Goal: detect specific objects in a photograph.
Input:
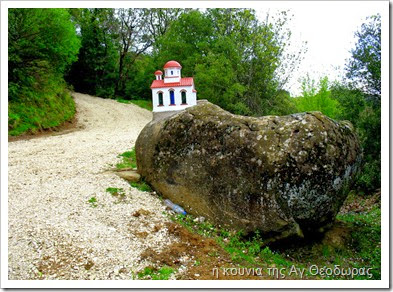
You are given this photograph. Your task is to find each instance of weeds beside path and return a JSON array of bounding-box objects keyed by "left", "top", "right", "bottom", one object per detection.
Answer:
[
  {"left": 8, "top": 93, "right": 177, "bottom": 280},
  {"left": 8, "top": 92, "right": 380, "bottom": 280}
]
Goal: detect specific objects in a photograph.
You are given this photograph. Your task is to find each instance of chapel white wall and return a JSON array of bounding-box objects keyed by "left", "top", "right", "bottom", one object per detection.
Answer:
[{"left": 152, "top": 86, "right": 197, "bottom": 112}]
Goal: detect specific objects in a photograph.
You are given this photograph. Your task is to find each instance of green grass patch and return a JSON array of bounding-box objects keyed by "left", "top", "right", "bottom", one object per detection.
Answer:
[
  {"left": 137, "top": 266, "right": 174, "bottom": 280},
  {"left": 105, "top": 187, "right": 125, "bottom": 198},
  {"left": 169, "top": 203, "right": 381, "bottom": 280},
  {"left": 115, "top": 147, "right": 152, "bottom": 192},
  {"left": 336, "top": 206, "right": 381, "bottom": 279},
  {"left": 116, "top": 148, "right": 137, "bottom": 170},
  {"left": 130, "top": 181, "right": 152, "bottom": 192},
  {"left": 88, "top": 196, "right": 97, "bottom": 208},
  {"left": 116, "top": 98, "right": 152, "bottom": 111},
  {"left": 170, "top": 213, "right": 292, "bottom": 271},
  {"left": 9, "top": 76, "right": 75, "bottom": 136}
]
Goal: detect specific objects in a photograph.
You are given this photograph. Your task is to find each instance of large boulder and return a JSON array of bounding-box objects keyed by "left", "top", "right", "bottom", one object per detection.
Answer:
[{"left": 135, "top": 101, "right": 361, "bottom": 240}]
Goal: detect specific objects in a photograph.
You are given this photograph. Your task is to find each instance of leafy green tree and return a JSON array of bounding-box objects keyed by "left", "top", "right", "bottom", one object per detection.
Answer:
[
  {"left": 66, "top": 8, "right": 118, "bottom": 97},
  {"left": 114, "top": 8, "right": 153, "bottom": 96},
  {"left": 331, "top": 14, "right": 381, "bottom": 192},
  {"left": 154, "top": 9, "right": 304, "bottom": 116},
  {"left": 9, "top": 8, "right": 80, "bottom": 99},
  {"left": 144, "top": 8, "right": 186, "bottom": 43},
  {"left": 294, "top": 76, "right": 341, "bottom": 119},
  {"left": 124, "top": 55, "right": 157, "bottom": 100},
  {"left": 8, "top": 8, "right": 80, "bottom": 135},
  {"left": 331, "top": 84, "right": 380, "bottom": 192},
  {"left": 346, "top": 14, "right": 381, "bottom": 101},
  {"left": 154, "top": 10, "right": 212, "bottom": 76}
]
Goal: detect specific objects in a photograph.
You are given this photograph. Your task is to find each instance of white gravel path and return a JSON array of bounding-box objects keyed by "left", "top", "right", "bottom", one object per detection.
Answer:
[{"left": 8, "top": 93, "right": 176, "bottom": 280}]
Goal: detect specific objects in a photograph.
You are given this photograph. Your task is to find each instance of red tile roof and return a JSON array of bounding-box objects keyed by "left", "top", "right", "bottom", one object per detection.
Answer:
[
  {"left": 154, "top": 70, "right": 163, "bottom": 75},
  {"left": 163, "top": 60, "right": 182, "bottom": 69},
  {"left": 151, "top": 77, "right": 194, "bottom": 89}
]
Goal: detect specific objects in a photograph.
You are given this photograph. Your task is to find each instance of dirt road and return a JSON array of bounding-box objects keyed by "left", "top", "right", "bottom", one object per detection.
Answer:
[{"left": 8, "top": 93, "right": 178, "bottom": 280}]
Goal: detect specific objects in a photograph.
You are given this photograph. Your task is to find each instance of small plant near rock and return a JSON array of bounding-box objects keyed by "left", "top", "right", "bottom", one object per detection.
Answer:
[
  {"left": 88, "top": 196, "right": 97, "bottom": 208},
  {"left": 130, "top": 181, "right": 151, "bottom": 192},
  {"left": 169, "top": 212, "right": 296, "bottom": 276},
  {"left": 116, "top": 148, "right": 137, "bottom": 170},
  {"left": 106, "top": 187, "right": 125, "bottom": 198},
  {"left": 114, "top": 147, "right": 154, "bottom": 193},
  {"left": 137, "top": 266, "right": 174, "bottom": 280}
]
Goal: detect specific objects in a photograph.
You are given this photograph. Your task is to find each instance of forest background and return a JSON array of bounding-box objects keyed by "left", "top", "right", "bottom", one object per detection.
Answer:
[{"left": 8, "top": 8, "right": 381, "bottom": 194}]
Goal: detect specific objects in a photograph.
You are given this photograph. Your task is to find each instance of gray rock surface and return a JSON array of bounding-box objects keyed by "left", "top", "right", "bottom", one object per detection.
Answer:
[{"left": 136, "top": 101, "right": 361, "bottom": 240}]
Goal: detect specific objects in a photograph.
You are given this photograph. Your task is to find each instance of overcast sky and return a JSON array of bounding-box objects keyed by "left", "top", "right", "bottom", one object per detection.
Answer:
[{"left": 255, "top": 2, "right": 385, "bottom": 96}]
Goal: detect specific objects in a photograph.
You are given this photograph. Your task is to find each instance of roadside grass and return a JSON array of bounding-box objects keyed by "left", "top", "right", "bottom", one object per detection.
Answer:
[
  {"left": 116, "top": 98, "right": 152, "bottom": 111},
  {"left": 116, "top": 149, "right": 137, "bottom": 170},
  {"left": 169, "top": 193, "right": 381, "bottom": 280},
  {"left": 335, "top": 205, "right": 381, "bottom": 279},
  {"left": 9, "top": 80, "right": 75, "bottom": 136},
  {"left": 130, "top": 181, "right": 152, "bottom": 192},
  {"left": 113, "top": 146, "right": 381, "bottom": 280},
  {"left": 106, "top": 187, "right": 125, "bottom": 198},
  {"left": 137, "top": 266, "right": 174, "bottom": 280},
  {"left": 115, "top": 147, "right": 152, "bottom": 192},
  {"left": 171, "top": 213, "right": 292, "bottom": 270},
  {"left": 88, "top": 196, "right": 97, "bottom": 208}
]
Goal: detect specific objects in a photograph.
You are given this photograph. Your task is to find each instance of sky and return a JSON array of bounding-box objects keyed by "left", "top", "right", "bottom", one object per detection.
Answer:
[{"left": 255, "top": 1, "right": 386, "bottom": 96}]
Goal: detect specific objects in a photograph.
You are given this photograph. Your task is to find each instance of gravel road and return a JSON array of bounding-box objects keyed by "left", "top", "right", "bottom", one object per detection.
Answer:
[{"left": 8, "top": 93, "right": 177, "bottom": 280}]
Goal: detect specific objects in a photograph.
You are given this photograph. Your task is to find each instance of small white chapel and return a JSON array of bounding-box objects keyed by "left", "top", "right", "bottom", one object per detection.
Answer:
[{"left": 150, "top": 60, "right": 197, "bottom": 112}]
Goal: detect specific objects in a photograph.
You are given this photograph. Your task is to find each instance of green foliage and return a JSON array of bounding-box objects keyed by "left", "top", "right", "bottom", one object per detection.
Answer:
[
  {"left": 116, "top": 148, "right": 137, "bottom": 169},
  {"left": 8, "top": 8, "right": 80, "bottom": 135},
  {"left": 88, "top": 196, "right": 97, "bottom": 207},
  {"left": 342, "top": 14, "right": 381, "bottom": 192},
  {"left": 294, "top": 76, "right": 341, "bottom": 119},
  {"left": 67, "top": 9, "right": 184, "bottom": 98},
  {"left": 123, "top": 55, "right": 158, "bottom": 100},
  {"left": 130, "top": 181, "right": 152, "bottom": 192},
  {"left": 8, "top": 78, "right": 75, "bottom": 136},
  {"left": 170, "top": 213, "right": 292, "bottom": 268},
  {"left": 116, "top": 98, "right": 153, "bottom": 111},
  {"left": 137, "top": 266, "right": 174, "bottom": 280},
  {"left": 329, "top": 15, "right": 381, "bottom": 192},
  {"left": 65, "top": 8, "right": 303, "bottom": 116},
  {"left": 346, "top": 14, "right": 380, "bottom": 101},
  {"left": 9, "top": 8, "right": 81, "bottom": 86},
  {"left": 336, "top": 206, "right": 381, "bottom": 279},
  {"left": 105, "top": 187, "right": 125, "bottom": 198},
  {"left": 156, "top": 9, "right": 304, "bottom": 116},
  {"left": 66, "top": 8, "right": 118, "bottom": 97},
  {"left": 170, "top": 205, "right": 380, "bottom": 279}
]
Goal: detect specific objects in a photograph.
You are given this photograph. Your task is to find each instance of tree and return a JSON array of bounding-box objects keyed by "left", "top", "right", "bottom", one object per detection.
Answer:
[
  {"left": 66, "top": 8, "right": 118, "bottom": 97},
  {"left": 295, "top": 76, "right": 341, "bottom": 119},
  {"left": 144, "top": 8, "right": 185, "bottom": 43},
  {"left": 332, "top": 14, "right": 381, "bottom": 192},
  {"left": 8, "top": 8, "right": 80, "bottom": 135},
  {"left": 155, "top": 9, "right": 305, "bottom": 116},
  {"left": 331, "top": 84, "right": 380, "bottom": 192},
  {"left": 115, "top": 8, "right": 154, "bottom": 96},
  {"left": 66, "top": 8, "right": 187, "bottom": 99},
  {"left": 121, "top": 9, "right": 186, "bottom": 100},
  {"left": 346, "top": 14, "right": 381, "bottom": 101},
  {"left": 154, "top": 10, "right": 213, "bottom": 76},
  {"left": 9, "top": 8, "right": 80, "bottom": 96}
]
